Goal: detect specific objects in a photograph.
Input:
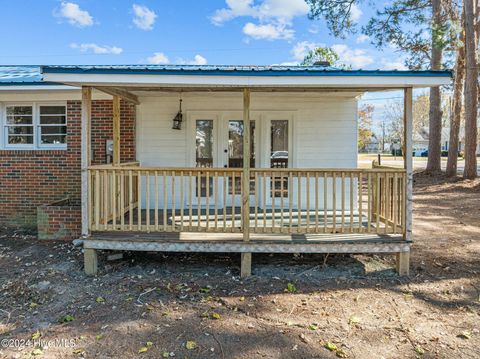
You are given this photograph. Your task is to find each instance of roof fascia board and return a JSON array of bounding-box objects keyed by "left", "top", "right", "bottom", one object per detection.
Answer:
[
  {"left": 41, "top": 66, "right": 451, "bottom": 78},
  {"left": 42, "top": 73, "right": 452, "bottom": 88}
]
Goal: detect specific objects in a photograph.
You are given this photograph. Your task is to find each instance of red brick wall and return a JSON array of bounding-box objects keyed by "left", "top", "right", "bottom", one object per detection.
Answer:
[
  {"left": 37, "top": 199, "right": 81, "bottom": 240},
  {"left": 0, "top": 99, "right": 136, "bottom": 229}
]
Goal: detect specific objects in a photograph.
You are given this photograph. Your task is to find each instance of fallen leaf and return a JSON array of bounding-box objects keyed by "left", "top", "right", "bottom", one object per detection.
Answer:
[
  {"left": 185, "top": 341, "right": 197, "bottom": 350},
  {"left": 349, "top": 316, "right": 361, "bottom": 325},
  {"left": 31, "top": 331, "right": 41, "bottom": 340},
  {"left": 138, "top": 347, "right": 148, "bottom": 354},
  {"left": 96, "top": 296, "right": 105, "bottom": 303},
  {"left": 96, "top": 334, "right": 104, "bottom": 340},
  {"left": 146, "top": 341, "right": 153, "bottom": 347},
  {"left": 325, "top": 342, "right": 338, "bottom": 351},
  {"left": 162, "top": 352, "right": 169, "bottom": 358},
  {"left": 211, "top": 313, "right": 221, "bottom": 320},
  {"left": 336, "top": 348, "right": 348, "bottom": 358},
  {"left": 32, "top": 348, "right": 43, "bottom": 356},
  {"left": 239, "top": 296, "right": 245, "bottom": 302},
  {"left": 72, "top": 348, "right": 84, "bottom": 354},
  {"left": 457, "top": 331, "right": 471, "bottom": 339},
  {"left": 308, "top": 324, "right": 318, "bottom": 331},
  {"left": 415, "top": 345, "right": 425, "bottom": 355},
  {"left": 199, "top": 287, "right": 211, "bottom": 294},
  {"left": 29, "top": 302, "right": 39, "bottom": 309}
]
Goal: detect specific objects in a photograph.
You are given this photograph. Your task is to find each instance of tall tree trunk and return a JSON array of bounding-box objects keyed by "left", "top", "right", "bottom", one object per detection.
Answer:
[
  {"left": 426, "top": 0, "right": 444, "bottom": 174},
  {"left": 463, "top": 0, "right": 478, "bottom": 179},
  {"left": 446, "top": 20, "right": 465, "bottom": 177}
]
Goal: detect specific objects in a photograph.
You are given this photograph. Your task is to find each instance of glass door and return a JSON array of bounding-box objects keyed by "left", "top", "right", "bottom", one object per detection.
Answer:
[
  {"left": 193, "top": 119, "right": 215, "bottom": 206},
  {"left": 225, "top": 119, "right": 256, "bottom": 207},
  {"left": 269, "top": 119, "right": 290, "bottom": 205}
]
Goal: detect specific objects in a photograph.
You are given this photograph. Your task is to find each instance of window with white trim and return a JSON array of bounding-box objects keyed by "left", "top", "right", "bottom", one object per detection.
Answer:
[
  {"left": 2, "top": 103, "right": 67, "bottom": 149},
  {"left": 6, "top": 106, "right": 34, "bottom": 145},
  {"left": 39, "top": 105, "right": 67, "bottom": 145}
]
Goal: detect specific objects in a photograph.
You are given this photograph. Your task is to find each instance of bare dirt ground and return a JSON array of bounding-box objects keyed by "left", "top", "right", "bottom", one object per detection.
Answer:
[{"left": 0, "top": 173, "right": 479, "bottom": 359}]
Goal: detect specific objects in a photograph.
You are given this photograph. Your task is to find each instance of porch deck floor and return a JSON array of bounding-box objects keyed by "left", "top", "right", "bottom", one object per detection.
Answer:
[
  {"left": 101, "top": 208, "right": 390, "bottom": 231},
  {"left": 89, "top": 208, "right": 406, "bottom": 253}
]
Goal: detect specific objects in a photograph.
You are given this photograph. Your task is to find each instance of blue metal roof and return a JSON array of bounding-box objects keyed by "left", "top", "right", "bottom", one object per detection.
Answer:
[
  {"left": 0, "top": 65, "right": 451, "bottom": 86},
  {"left": 0, "top": 65, "right": 46, "bottom": 85},
  {"left": 41, "top": 64, "right": 452, "bottom": 77}
]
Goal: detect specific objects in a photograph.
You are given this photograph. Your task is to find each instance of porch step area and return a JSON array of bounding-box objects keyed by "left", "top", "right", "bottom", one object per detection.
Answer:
[{"left": 86, "top": 232, "right": 410, "bottom": 254}]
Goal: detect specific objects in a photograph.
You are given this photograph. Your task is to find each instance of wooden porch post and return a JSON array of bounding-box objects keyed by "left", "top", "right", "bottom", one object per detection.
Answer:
[
  {"left": 81, "top": 86, "right": 92, "bottom": 237},
  {"left": 112, "top": 95, "right": 121, "bottom": 165},
  {"left": 81, "top": 86, "right": 97, "bottom": 275},
  {"left": 398, "top": 87, "right": 413, "bottom": 276},
  {"left": 241, "top": 88, "right": 252, "bottom": 277}
]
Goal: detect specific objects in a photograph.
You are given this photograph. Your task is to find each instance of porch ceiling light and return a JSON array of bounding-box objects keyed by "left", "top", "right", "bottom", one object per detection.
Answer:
[{"left": 172, "top": 97, "right": 183, "bottom": 130}]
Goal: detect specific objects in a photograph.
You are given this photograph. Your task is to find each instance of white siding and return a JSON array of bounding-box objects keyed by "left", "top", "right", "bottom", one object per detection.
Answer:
[{"left": 136, "top": 92, "right": 359, "bottom": 210}]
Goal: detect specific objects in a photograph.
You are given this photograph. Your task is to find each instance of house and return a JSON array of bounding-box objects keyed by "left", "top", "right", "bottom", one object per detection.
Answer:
[
  {"left": 413, "top": 126, "right": 480, "bottom": 156},
  {"left": 0, "top": 65, "right": 451, "bottom": 277},
  {"left": 362, "top": 137, "right": 380, "bottom": 153},
  {"left": 413, "top": 127, "right": 454, "bottom": 154}
]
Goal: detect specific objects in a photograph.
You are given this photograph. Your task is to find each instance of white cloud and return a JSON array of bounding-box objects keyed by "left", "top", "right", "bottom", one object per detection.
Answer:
[
  {"left": 243, "top": 22, "right": 294, "bottom": 40},
  {"left": 211, "top": 0, "right": 308, "bottom": 41},
  {"left": 356, "top": 34, "right": 370, "bottom": 44},
  {"left": 381, "top": 59, "right": 407, "bottom": 70},
  {"left": 178, "top": 54, "right": 208, "bottom": 65},
  {"left": 271, "top": 61, "right": 299, "bottom": 66},
  {"left": 308, "top": 25, "right": 319, "bottom": 34},
  {"left": 288, "top": 41, "right": 374, "bottom": 68},
  {"left": 350, "top": 4, "right": 363, "bottom": 22},
  {"left": 147, "top": 52, "right": 170, "bottom": 64},
  {"left": 70, "top": 43, "right": 123, "bottom": 54},
  {"left": 257, "top": 0, "right": 309, "bottom": 21},
  {"left": 132, "top": 4, "right": 157, "bottom": 31},
  {"left": 146, "top": 53, "right": 207, "bottom": 65},
  {"left": 291, "top": 41, "right": 321, "bottom": 61},
  {"left": 56, "top": 2, "right": 93, "bottom": 27},
  {"left": 189, "top": 54, "right": 207, "bottom": 65},
  {"left": 332, "top": 44, "right": 374, "bottom": 68},
  {"left": 211, "top": 0, "right": 308, "bottom": 25}
]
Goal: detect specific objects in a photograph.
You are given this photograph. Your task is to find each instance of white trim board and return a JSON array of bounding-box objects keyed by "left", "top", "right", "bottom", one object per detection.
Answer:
[{"left": 43, "top": 73, "right": 451, "bottom": 89}]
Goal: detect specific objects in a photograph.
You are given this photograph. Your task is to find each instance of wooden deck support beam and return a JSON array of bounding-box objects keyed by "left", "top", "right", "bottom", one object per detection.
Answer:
[
  {"left": 112, "top": 95, "right": 121, "bottom": 165},
  {"left": 241, "top": 88, "right": 252, "bottom": 277},
  {"left": 396, "top": 252, "right": 410, "bottom": 276},
  {"left": 84, "top": 248, "right": 98, "bottom": 276},
  {"left": 398, "top": 87, "right": 413, "bottom": 276}
]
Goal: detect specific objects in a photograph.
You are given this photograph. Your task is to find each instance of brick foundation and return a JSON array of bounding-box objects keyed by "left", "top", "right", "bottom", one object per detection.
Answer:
[
  {"left": 37, "top": 198, "right": 81, "bottom": 240},
  {"left": 0, "top": 99, "right": 136, "bottom": 238}
]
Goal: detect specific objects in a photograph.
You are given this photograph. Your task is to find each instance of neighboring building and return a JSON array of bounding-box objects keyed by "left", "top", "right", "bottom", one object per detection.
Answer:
[
  {"left": 413, "top": 126, "right": 480, "bottom": 155},
  {"left": 362, "top": 138, "right": 380, "bottom": 153},
  {"left": 0, "top": 64, "right": 451, "bottom": 276}
]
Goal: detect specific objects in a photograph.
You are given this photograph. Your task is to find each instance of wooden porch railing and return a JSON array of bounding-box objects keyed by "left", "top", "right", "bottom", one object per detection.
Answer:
[{"left": 88, "top": 165, "right": 406, "bottom": 235}]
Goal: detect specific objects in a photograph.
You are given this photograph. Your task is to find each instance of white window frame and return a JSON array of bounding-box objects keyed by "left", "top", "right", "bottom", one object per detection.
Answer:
[
  {"left": 1, "top": 102, "right": 67, "bottom": 150},
  {"left": 37, "top": 103, "right": 68, "bottom": 149}
]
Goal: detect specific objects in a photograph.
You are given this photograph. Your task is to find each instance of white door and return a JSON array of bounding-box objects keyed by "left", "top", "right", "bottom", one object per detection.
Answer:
[
  {"left": 221, "top": 114, "right": 258, "bottom": 207},
  {"left": 188, "top": 114, "right": 220, "bottom": 207},
  {"left": 263, "top": 114, "right": 293, "bottom": 207}
]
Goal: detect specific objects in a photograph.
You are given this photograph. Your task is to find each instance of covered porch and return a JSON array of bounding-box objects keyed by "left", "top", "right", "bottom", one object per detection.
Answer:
[{"left": 41, "top": 65, "right": 451, "bottom": 277}]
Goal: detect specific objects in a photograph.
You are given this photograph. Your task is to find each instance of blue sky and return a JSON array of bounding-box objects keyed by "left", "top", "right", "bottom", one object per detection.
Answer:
[
  {"left": 0, "top": 0, "right": 407, "bottom": 69},
  {"left": 0, "top": 0, "right": 416, "bottom": 134}
]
